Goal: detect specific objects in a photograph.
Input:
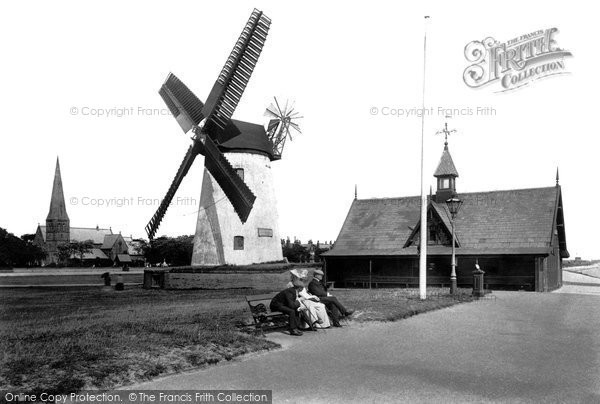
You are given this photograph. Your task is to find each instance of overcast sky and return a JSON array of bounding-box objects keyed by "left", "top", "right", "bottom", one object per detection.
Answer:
[{"left": 1, "top": 0, "right": 598, "bottom": 259}]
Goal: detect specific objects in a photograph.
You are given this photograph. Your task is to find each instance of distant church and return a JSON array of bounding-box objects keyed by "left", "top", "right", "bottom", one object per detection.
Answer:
[
  {"left": 33, "top": 158, "right": 139, "bottom": 266},
  {"left": 323, "top": 139, "right": 568, "bottom": 292}
]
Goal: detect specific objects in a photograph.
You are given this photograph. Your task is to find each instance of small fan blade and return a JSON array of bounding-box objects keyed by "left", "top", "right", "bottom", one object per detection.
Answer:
[{"left": 264, "top": 105, "right": 280, "bottom": 118}]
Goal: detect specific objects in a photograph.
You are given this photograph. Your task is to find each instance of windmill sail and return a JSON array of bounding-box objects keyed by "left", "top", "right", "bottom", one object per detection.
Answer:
[
  {"left": 203, "top": 9, "right": 271, "bottom": 142},
  {"left": 159, "top": 73, "right": 205, "bottom": 133},
  {"left": 145, "top": 143, "right": 201, "bottom": 240},
  {"left": 146, "top": 9, "right": 270, "bottom": 240},
  {"left": 200, "top": 135, "right": 256, "bottom": 223}
]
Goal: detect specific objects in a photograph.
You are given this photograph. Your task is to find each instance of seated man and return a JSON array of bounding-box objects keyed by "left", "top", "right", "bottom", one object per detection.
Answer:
[
  {"left": 270, "top": 279, "right": 305, "bottom": 336},
  {"left": 308, "top": 269, "right": 354, "bottom": 327}
]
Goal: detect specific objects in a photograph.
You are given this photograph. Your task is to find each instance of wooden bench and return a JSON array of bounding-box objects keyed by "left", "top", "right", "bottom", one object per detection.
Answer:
[
  {"left": 246, "top": 293, "right": 318, "bottom": 334},
  {"left": 246, "top": 294, "right": 287, "bottom": 333}
]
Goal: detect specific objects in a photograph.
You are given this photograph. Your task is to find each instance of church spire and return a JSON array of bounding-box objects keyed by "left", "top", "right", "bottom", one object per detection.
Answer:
[{"left": 47, "top": 157, "right": 69, "bottom": 221}]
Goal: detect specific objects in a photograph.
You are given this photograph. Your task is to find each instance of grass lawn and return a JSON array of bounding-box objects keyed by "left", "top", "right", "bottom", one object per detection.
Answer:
[{"left": 0, "top": 286, "right": 473, "bottom": 394}]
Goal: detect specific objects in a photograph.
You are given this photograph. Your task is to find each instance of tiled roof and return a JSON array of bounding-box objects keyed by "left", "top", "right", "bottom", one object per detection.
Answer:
[
  {"left": 433, "top": 145, "right": 459, "bottom": 177},
  {"left": 38, "top": 226, "right": 112, "bottom": 244},
  {"left": 85, "top": 248, "right": 109, "bottom": 260},
  {"left": 324, "top": 186, "right": 566, "bottom": 257},
  {"left": 117, "top": 254, "right": 132, "bottom": 263},
  {"left": 72, "top": 248, "right": 108, "bottom": 260},
  {"left": 101, "top": 234, "right": 123, "bottom": 249},
  {"left": 71, "top": 227, "right": 112, "bottom": 244}
]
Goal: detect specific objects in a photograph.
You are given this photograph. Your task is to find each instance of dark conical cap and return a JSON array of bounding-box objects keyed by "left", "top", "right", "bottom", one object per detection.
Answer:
[
  {"left": 46, "top": 157, "right": 69, "bottom": 221},
  {"left": 433, "top": 143, "right": 459, "bottom": 177}
]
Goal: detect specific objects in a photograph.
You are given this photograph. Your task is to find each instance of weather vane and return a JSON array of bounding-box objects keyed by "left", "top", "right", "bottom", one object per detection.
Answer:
[{"left": 435, "top": 116, "right": 457, "bottom": 145}]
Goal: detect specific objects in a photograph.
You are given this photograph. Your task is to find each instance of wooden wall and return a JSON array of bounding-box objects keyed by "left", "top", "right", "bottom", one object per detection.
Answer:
[{"left": 326, "top": 254, "right": 539, "bottom": 291}]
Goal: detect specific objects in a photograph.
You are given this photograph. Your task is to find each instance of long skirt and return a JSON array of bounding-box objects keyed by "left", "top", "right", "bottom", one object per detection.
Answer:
[{"left": 300, "top": 300, "right": 331, "bottom": 328}]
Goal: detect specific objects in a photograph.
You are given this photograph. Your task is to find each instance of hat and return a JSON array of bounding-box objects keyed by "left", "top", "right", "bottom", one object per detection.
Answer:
[
  {"left": 290, "top": 269, "right": 308, "bottom": 279},
  {"left": 313, "top": 269, "right": 324, "bottom": 276}
]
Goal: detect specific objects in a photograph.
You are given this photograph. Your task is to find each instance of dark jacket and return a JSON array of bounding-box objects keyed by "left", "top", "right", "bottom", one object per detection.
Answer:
[
  {"left": 308, "top": 279, "right": 328, "bottom": 298},
  {"left": 270, "top": 287, "right": 301, "bottom": 310}
]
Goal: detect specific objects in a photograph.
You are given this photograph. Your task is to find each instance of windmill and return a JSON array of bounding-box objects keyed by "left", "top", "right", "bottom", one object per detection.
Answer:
[
  {"left": 145, "top": 9, "right": 272, "bottom": 241},
  {"left": 147, "top": 9, "right": 288, "bottom": 266},
  {"left": 264, "top": 97, "right": 302, "bottom": 159}
]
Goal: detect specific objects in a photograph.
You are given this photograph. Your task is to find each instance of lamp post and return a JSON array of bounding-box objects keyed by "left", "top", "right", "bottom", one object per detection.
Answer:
[{"left": 446, "top": 197, "right": 463, "bottom": 294}]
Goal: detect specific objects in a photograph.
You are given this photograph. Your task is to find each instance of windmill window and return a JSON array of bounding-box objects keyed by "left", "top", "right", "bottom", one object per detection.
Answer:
[
  {"left": 234, "top": 168, "right": 244, "bottom": 181},
  {"left": 440, "top": 178, "right": 450, "bottom": 189},
  {"left": 234, "top": 236, "right": 244, "bottom": 250}
]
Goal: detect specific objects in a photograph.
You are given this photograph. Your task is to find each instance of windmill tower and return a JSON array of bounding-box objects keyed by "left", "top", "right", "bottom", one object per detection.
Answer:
[{"left": 145, "top": 9, "right": 299, "bottom": 266}]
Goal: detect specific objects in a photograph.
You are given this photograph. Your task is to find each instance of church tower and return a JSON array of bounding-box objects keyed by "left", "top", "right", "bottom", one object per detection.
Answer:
[
  {"left": 434, "top": 124, "right": 459, "bottom": 203},
  {"left": 45, "top": 157, "right": 70, "bottom": 263}
]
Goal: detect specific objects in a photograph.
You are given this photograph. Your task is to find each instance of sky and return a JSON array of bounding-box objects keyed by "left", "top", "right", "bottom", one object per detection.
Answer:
[{"left": 0, "top": 0, "right": 598, "bottom": 259}]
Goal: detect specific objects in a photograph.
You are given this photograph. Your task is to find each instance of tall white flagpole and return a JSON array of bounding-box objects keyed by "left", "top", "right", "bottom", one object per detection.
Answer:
[{"left": 419, "top": 16, "right": 430, "bottom": 300}]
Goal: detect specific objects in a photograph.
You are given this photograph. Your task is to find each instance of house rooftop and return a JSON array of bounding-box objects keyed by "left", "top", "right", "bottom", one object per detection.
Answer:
[{"left": 324, "top": 186, "right": 568, "bottom": 257}]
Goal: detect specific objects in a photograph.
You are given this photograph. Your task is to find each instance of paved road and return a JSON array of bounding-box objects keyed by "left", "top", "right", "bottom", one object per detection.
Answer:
[
  {"left": 556, "top": 270, "right": 600, "bottom": 296},
  {"left": 128, "top": 292, "right": 600, "bottom": 403}
]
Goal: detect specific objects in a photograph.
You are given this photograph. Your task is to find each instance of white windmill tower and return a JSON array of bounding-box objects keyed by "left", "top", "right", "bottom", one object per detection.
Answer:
[{"left": 191, "top": 97, "right": 301, "bottom": 266}]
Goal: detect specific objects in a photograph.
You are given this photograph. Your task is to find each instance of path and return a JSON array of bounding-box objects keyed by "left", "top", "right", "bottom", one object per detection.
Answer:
[{"left": 128, "top": 292, "right": 600, "bottom": 403}]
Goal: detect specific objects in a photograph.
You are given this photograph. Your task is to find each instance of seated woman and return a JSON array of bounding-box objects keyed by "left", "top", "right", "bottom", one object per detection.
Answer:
[
  {"left": 287, "top": 269, "right": 330, "bottom": 329},
  {"left": 297, "top": 286, "right": 330, "bottom": 329}
]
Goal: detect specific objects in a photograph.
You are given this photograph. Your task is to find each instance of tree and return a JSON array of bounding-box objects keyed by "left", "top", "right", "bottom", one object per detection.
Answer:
[
  {"left": 57, "top": 240, "right": 94, "bottom": 266},
  {"left": 144, "top": 235, "right": 194, "bottom": 266},
  {"left": 282, "top": 238, "right": 309, "bottom": 263},
  {"left": 20, "top": 234, "right": 36, "bottom": 243},
  {"left": 56, "top": 243, "right": 73, "bottom": 265},
  {"left": 72, "top": 240, "right": 94, "bottom": 266},
  {"left": 0, "top": 227, "right": 46, "bottom": 267}
]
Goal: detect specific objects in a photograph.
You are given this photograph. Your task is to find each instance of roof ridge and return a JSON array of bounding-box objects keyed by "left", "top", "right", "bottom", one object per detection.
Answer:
[
  {"left": 354, "top": 186, "right": 557, "bottom": 202},
  {"left": 70, "top": 226, "right": 112, "bottom": 230}
]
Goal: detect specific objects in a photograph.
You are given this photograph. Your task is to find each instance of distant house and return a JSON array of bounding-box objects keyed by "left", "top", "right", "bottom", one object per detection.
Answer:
[
  {"left": 100, "top": 234, "right": 129, "bottom": 262},
  {"left": 301, "top": 241, "right": 334, "bottom": 262},
  {"left": 323, "top": 142, "right": 568, "bottom": 292},
  {"left": 123, "top": 236, "right": 146, "bottom": 266}
]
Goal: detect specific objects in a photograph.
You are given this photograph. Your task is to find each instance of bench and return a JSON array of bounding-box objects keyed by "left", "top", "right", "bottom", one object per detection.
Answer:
[
  {"left": 246, "top": 294, "right": 287, "bottom": 334},
  {"left": 246, "top": 293, "right": 318, "bottom": 334},
  {"left": 245, "top": 292, "right": 334, "bottom": 334}
]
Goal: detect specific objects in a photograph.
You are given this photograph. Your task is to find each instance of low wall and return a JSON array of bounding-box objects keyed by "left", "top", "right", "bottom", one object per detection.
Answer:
[{"left": 143, "top": 264, "right": 322, "bottom": 290}]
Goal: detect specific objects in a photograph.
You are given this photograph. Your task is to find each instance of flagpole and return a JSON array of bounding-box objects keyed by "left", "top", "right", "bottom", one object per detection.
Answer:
[{"left": 419, "top": 16, "right": 430, "bottom": 300}]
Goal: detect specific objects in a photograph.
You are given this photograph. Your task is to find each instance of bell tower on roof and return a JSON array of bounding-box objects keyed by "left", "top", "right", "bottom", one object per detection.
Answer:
[{"left": 434, "top": 122, "right": 459, "bottom": 203}]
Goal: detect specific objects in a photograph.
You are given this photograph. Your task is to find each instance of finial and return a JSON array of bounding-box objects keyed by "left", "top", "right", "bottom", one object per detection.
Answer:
[
  {"left": 436, "top": 117, "right": 456, "bottom": 148},
  {"left": 556, "top": 167, "right": 559, "bottom": 186},
  {"left": 354, "top": 184, "right": 357, "bottom": 200}
]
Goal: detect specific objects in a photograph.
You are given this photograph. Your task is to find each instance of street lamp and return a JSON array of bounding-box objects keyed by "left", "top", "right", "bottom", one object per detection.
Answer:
[{"left": 446, "top": 197, "right": 463, "bottom": 294}]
